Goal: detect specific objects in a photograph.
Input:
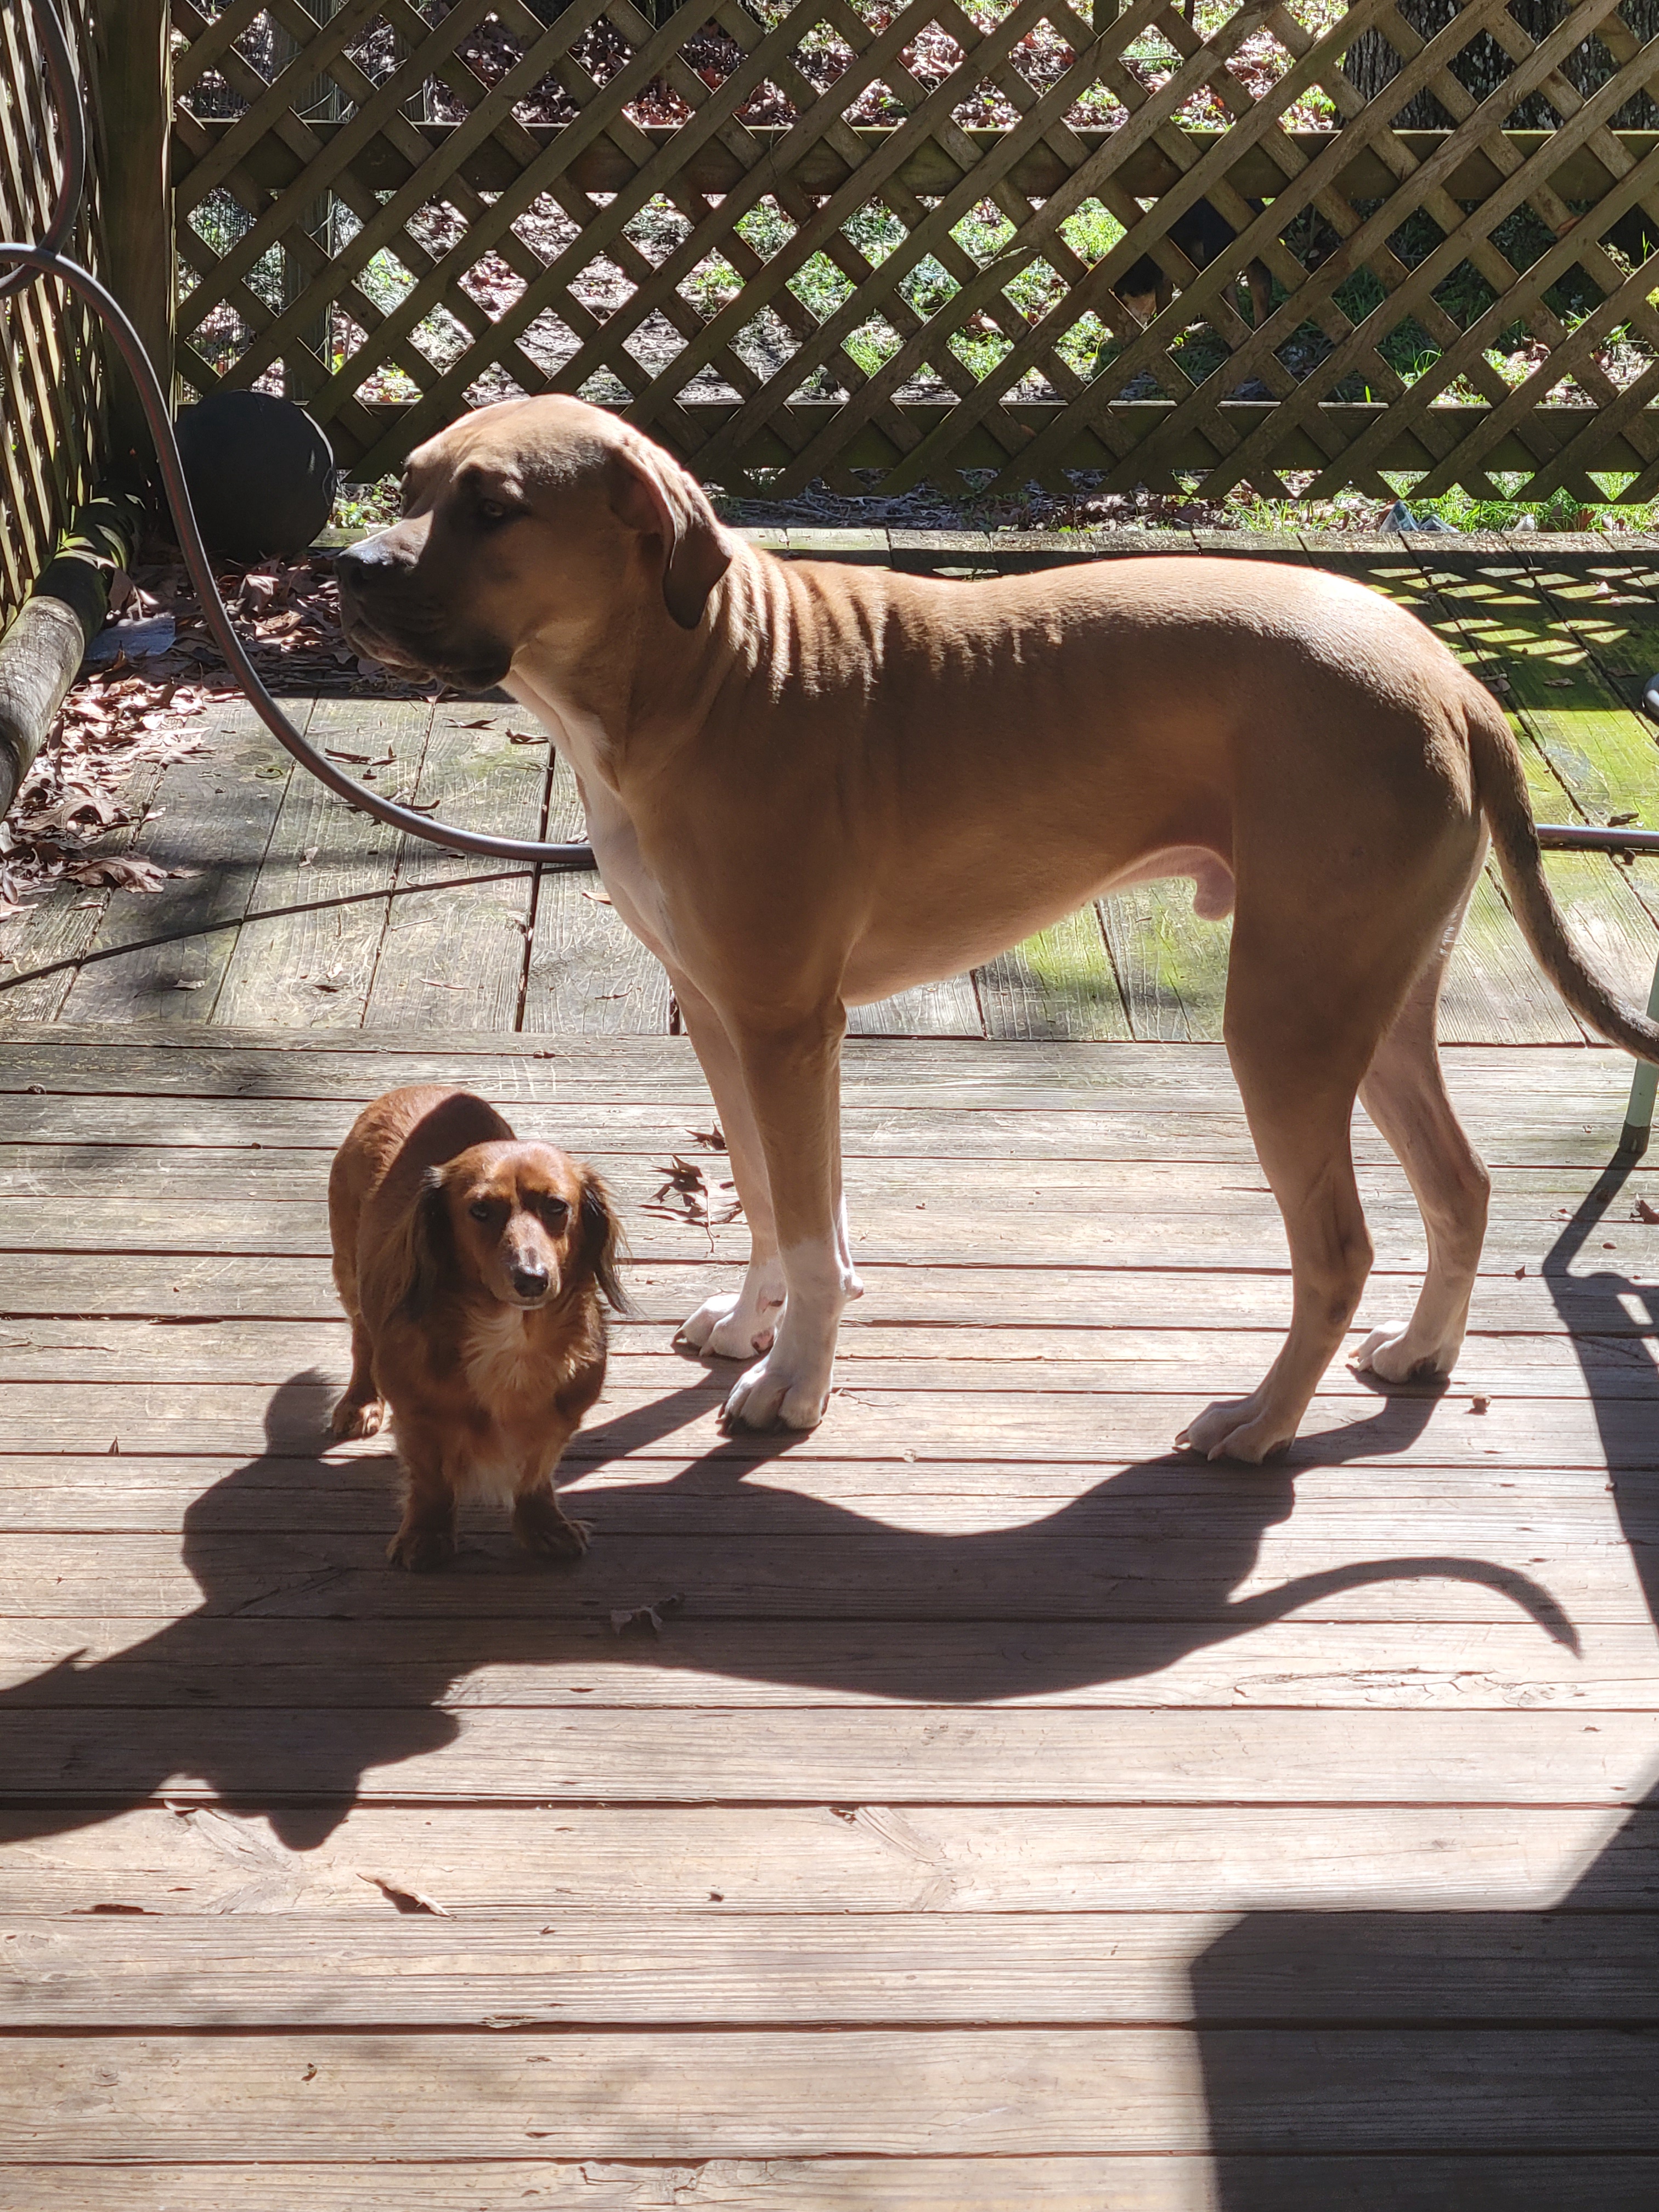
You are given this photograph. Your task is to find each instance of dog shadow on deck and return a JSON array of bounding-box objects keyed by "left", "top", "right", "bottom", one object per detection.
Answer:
[
  {"left": 0, "top": 1342, "right": 1580, "bottom": 1855},
  {"left": 1191, "top": 1161, "right": 1659, "bottom": 2207}
]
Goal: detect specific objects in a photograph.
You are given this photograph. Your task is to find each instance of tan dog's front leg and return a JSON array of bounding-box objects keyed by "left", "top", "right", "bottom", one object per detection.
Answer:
[
  {"left": 718, "top": 1010, "right": 860, "bottom": 1432},
  {"left": 669, "top": 973, "right": 789, "bottom": 1361}
]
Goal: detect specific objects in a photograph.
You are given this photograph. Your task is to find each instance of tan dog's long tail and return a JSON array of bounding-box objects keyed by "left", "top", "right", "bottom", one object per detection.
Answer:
[{"left": 1468, "top": 686, "right": 1659, "bottom": 1061}]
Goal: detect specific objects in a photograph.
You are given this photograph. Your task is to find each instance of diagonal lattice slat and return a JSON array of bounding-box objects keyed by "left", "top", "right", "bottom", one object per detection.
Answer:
[
  {"left": 171, "top": 0, "right": 1659, "bottom": 504},
  {"left": 0, "top": 0, "right": 103, "bottom": 624}
]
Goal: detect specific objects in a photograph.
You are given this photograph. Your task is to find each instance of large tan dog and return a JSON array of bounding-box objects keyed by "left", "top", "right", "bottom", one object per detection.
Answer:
[{"left": 337, "top": 395, "right": 1659, "bottom": 1463}]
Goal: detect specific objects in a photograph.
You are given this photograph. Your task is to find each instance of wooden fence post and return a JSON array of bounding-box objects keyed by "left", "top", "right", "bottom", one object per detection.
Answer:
[
  {"left": 275, "top": 0, "right": 342, "bottom": 404},
  {"left": 94, "top": 0, "right": 173, "bottom": 478}
]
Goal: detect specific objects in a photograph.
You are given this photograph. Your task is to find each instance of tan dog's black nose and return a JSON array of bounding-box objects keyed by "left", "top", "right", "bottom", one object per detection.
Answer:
[{"left": 336, "top": 537, "right": 406, "bottom": 591}]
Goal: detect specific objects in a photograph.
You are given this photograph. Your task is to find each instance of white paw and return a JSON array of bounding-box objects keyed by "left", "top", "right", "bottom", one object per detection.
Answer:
[
  {"left": 1175, "top": 1393, "right": 1295, "bottom": 1465},
  {"left": 721, "top": 1348, "right": 832, "bottom": 1432},
  {"left": 1351, "top": 1325, "right": 1457, "bottom": 1385},
  {"left": 675, "top": 1288, "right": 785, "bottom": 1360}
]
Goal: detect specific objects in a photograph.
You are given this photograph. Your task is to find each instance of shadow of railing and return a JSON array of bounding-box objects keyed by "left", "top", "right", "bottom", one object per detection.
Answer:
[{"left": 1193, "top": 1152, "right": 1659, "bottom": 2206}]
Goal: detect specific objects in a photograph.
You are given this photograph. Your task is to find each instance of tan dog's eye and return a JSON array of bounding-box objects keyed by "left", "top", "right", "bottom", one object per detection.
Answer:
[
  {"left": 478, "top": 498, "right": 511, "bottom": 524},
  {"left": 467, "top": 1200, "right": 494, "bottom": 1222}
]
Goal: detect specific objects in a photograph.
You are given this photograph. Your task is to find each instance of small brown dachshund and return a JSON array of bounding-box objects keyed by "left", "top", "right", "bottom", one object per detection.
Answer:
[{"left": 328, "top": 1085, "right": 626, "bottom": 1571}]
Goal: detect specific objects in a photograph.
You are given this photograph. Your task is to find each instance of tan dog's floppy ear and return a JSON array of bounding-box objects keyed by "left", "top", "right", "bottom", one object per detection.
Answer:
[
  {"left": 579, "top": 1170, "right": 630, "bottom": 1314},
  {"left": 392, "top": 1166, "right": 450, "bottom": 1319},
  {"left": 608, "top": 443, "right": 732, "bottom": 631}
]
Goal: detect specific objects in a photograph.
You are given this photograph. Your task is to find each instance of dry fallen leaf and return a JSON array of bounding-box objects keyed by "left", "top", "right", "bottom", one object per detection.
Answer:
[
  {"left": 610, "top": 1594, "right": 684, "bottom": 1637},
  {"left": 688, "top": 1124, "right": 726, "bottom": 1150},
  {"left": 647, "top": 1154, "right": 743, "bottom": 1233},
  {"left": 358, "top": 1872, "right": 452, "bottom": 1916},
  {"left": 1636, "top": 1198, "right": 1659, "bottom": 1224},
  {"left": 507, "top": 728, "right": 548, "bottom": 745},
  {"left": 580, "top": 887, "right": 612, "bottom": 904},
  {"left": 67, "top": 855, "right": 194, "bottom": 892}
]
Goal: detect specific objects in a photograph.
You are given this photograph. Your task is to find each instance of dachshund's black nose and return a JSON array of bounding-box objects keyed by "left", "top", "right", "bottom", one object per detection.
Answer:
[{"left": 511, "top": 1265, "right": 550, "bottom": 1300}]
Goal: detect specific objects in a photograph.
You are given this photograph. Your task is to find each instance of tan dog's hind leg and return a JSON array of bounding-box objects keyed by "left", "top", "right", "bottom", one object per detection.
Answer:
[
  {"left": 1352, "top": 919, "right": 1491, "bottom": 1385},
  {"left": 1178, "top": 925, "right": 1391, "bottom": 1462},
  {"left": 670, "top": 973, "right": 790, "bottom": 1361},
  {"left": 719, "top": 1009, "right": 861, "bottom": 1431}
]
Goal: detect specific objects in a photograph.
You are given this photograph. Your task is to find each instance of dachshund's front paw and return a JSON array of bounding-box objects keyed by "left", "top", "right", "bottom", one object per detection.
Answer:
[
  {"left": 331, "top": 1393, "right": 387, "bottom": 1441},
  {"left": 513, "top": 1490, "right": 591, "bottom": 1561},
  {"left": 387, "top": 1517, "right": 457, "bottom": 1571}
]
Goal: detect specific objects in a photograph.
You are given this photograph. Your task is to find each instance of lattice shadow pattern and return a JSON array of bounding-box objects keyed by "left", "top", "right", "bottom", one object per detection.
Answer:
[{"left": 172, "top": 0, "right": 1659, "bottom": 502}]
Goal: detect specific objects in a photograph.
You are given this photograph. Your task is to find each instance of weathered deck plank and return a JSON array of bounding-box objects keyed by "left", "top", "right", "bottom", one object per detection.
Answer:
[
  {"left": 53, "top": 697, "right": 308, "bottom": 1024},
  {"left": 9, "top": 2025, "right": 1659, "bottom": 2158},
  {"left": 359, "top": 708, "right": 543, "bottom": 1031},
  {"left": 210, "top": 697, "right": 431, "bottom": 1029}
]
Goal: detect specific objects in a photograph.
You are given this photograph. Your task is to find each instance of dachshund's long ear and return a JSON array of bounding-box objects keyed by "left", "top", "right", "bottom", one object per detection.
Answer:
[
  {"left": 608, "top": 441, "right": 732, "bottom": 630},
  {"left": 392, "top": 1166, "right": 450, "bottom": 1321},
  {"left": 579, "top": 1171, "right": 630, "bottom": 1315}
]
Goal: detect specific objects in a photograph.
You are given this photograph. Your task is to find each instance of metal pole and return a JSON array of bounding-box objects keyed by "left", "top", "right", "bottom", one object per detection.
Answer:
[{"left": 1619, "top": 952, "right": 1659, "bottom": 1157}]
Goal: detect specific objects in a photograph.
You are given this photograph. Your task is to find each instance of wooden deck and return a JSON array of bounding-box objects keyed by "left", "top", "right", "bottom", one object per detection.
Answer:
[
  {"left": 6, "top": 534, "right": 1659, "bottom": 1043},
  {"left": 1, "top": 1025, "right": 1658, "bottom": 2204},
  {"left": 5, "top": 531, "right": 1659, "bottom": 2199}
]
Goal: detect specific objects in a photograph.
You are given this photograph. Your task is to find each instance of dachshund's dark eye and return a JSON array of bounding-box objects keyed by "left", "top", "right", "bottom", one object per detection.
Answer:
[
  {"left": 467, "top": 1200, "right": 494, "bottom": 1221},
  {"left": 536, "top": 1194, "right": 570, "bottom": 1227}
]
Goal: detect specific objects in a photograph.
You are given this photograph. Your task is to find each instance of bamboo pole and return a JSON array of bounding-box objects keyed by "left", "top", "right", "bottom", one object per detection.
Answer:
[{"left": 0, "top": 483, "right": 150, "bottom": 821}]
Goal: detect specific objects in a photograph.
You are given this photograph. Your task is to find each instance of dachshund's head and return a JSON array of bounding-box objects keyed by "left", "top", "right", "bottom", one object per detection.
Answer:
[{"left": 400, "top": 1141, "right": 628, "bottom": 1316}]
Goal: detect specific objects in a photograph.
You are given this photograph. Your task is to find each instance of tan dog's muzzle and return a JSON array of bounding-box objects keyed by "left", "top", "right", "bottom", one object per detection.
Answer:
[{"left": 337, "top": 532, "right": 515, "bottom": 689}]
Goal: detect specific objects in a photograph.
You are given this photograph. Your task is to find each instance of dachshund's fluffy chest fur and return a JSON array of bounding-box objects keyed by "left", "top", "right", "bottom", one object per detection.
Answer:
[
  {"left": 421, "top": 1300, "right": 599, "bottom": 1504},
  {"left": 462, "top": 1302, "right": 552, "bottom": 1408}
]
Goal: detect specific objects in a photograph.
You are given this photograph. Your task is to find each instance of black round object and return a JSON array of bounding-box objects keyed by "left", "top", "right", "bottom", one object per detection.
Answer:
[{"left": 173, "top": 390, "right": 338, "bottom": 562}]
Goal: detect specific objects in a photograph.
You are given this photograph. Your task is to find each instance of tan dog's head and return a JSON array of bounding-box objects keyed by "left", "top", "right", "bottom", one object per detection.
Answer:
[
  {"left": 335, "top": 397, "right": 734, "bottom": 688},
  {"left": 396, "top": 1138, "right": 627, "bottom": 1316}
]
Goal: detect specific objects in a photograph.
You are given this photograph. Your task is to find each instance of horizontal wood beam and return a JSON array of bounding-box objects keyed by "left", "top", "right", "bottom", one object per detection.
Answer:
[
  {"left": 325, "top": 398, "right": 1645, "bottom": 484},
  {"left": 171, "top": 122, "right": 1659, "bottom": 208}
]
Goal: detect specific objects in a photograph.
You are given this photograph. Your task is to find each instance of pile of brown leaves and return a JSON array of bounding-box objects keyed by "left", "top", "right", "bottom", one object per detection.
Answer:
[
  {"left": 0, "top": 550, "right": 426, "bottom": 940},
  {"left": 0, "top": 658, "right": 209, "bottom": 925}
]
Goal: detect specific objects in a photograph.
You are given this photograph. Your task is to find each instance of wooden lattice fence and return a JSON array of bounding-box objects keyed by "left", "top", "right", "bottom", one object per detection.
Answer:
[
  {"left": 0, "top": 0, "right": 103, "bottom": 624},
  {"left": 171, "top": 0, "right": 1659, "bottom": 502}
]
